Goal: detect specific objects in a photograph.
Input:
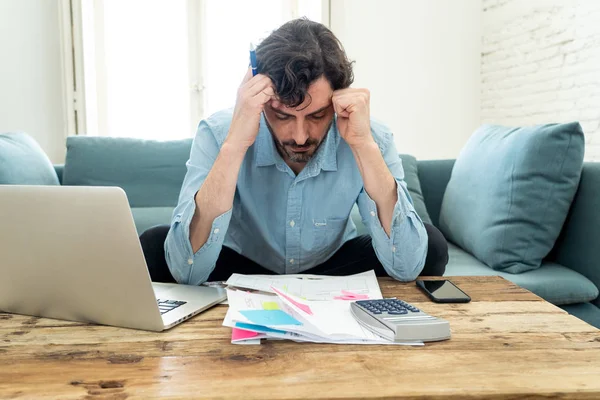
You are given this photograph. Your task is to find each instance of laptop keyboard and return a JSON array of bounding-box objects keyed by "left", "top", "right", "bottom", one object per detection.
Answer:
[{"left": 157, "top": 299, "right": 187, "bottom": 315}]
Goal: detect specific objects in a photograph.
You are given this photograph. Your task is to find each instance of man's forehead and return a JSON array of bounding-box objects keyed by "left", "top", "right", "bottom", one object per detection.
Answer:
[
  {"left": 271, "top": 77, "right": 333, "bottom": 114},
  {"left": 270, "top": 99, "right": 332, "bottom": 114}
]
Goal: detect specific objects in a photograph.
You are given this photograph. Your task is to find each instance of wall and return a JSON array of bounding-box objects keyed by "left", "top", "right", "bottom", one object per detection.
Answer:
[
  {"left": 482, "top": 0, "right": 600, "bottom": 161},
  {"left": 330, "top": 0, "right": 482, "bottom": 160},
  {"left": 0, "top": 0, "right": 67, "bottom": 163},
  {"left": 2, "top": 2, "right": 596, "bottom": 163}
]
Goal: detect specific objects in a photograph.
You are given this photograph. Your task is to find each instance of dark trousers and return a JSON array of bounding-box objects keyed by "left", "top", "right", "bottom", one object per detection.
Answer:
[{"left": 139, "top": 223, "right": 449, "bottom": 283}]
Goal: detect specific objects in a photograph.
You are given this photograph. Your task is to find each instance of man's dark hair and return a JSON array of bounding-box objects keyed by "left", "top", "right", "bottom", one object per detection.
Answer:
[{"left": 256, "top": 18, "right": 354, "bottom": 109}]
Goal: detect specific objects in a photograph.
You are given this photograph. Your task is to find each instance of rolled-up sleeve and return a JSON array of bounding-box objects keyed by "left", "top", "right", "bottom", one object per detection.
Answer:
[
  {"left": 356, "top": 134, "right": 428, "bottom": 282},
  {"left": 164, "top": 120, "right": 232, "bottom": 285}
]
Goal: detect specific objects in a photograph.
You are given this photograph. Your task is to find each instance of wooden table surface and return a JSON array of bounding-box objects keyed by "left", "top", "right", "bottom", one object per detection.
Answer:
[{"left": 1, "top": 276, "right": 599, "bottom": 399}]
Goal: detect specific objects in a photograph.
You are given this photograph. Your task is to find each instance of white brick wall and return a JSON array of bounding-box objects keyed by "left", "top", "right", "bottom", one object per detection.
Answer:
[{"left": 482, "top": 0, "right": 600, "bottom": 161}]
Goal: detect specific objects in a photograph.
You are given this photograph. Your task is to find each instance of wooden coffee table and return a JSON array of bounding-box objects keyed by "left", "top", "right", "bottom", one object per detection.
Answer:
[{"left": 1, "top": 276, "right": 599, "bottom": 399}]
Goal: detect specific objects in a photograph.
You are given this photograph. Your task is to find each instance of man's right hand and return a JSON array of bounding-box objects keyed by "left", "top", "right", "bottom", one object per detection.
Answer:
[{"left": 226, "top": 68, "right": 275, "bottom": 150}]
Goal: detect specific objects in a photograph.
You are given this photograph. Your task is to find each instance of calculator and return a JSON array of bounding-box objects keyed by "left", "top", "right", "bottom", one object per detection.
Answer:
[{"left": 350, "top": 298, "right": 451, "bottom": 342}]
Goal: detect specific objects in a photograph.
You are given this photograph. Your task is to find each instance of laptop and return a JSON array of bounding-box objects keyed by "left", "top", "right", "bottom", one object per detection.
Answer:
[{"left": 0, "top": 185, "right": 226, "bottom": 331}]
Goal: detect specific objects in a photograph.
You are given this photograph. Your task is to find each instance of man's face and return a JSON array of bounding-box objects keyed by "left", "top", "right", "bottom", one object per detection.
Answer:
[{"left": 263, "top": 76, "right": 334, "bottom": 164}]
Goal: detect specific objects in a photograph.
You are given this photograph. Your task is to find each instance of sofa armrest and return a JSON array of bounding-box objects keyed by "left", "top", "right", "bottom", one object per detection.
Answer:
[
  {"left": 417, "top": 159, "right": 455, "bottom": 229},
  {"left": 553, "top": 162, "right": 600, "bottom": 307},
  {"left": 54, "top": 164, "right": 64, "bottom": 184}
]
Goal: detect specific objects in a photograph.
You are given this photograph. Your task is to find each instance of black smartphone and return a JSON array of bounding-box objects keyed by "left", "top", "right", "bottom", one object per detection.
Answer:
[{"left": 416, "top": 279, "right": 471, "bottom": 303}]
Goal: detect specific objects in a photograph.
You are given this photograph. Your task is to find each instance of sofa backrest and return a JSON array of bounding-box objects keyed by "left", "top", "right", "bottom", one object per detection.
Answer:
[
  {"left": 62, "top": 136, "right": 192, "bottom": 208},
  {"left": 417, "top": 159, "right": 455, "bottom": 229},
  {"left": 54, "top": 164, "right": 64, "bottom": 184},
  {"left": 552, "top": 162, "right": 600, "bottom": 307}
]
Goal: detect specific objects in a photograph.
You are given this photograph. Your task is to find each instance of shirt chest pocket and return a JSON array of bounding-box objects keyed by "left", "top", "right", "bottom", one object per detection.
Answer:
[{"left": 310, "top": 217, "right": 348, "bottom": 256}]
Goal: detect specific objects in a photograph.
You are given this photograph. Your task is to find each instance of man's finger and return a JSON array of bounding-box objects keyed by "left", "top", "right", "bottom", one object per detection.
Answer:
[
  {"left": 332, "top": 88, "right": 355, "bottom": 99},
  {"left": 257, "top": 91, "right": 275, "bottom": 105},
  {"left": 333, "top": 98, "right": 352, "bottom": 118},
  {"left": 333, "top": 95, "right": 349, "bottom": 111},
  {"left": 245, "top": 75, "right": 273, "bottom": 94},
  {"left": 239, "top": 73, "right": 268, "bottom": 93},
  {"left": 260, "top": 85, "right": 276, "bottom": 97},
  {"left": 333, "top": 103, "right": 347, "bottom": 117}
]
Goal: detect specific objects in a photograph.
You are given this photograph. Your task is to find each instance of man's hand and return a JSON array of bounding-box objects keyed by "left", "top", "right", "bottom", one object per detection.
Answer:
[
  {"left": 332, "top": 88, "right": 373, "bottom": 148},
  {"left": 226, "top": 68, "right": 275, "bottom": 150}
]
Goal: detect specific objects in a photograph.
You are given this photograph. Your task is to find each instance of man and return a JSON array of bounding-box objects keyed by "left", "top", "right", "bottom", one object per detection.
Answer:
[{"left": 141, "top": 18, "right": 448, "bottom": 285}]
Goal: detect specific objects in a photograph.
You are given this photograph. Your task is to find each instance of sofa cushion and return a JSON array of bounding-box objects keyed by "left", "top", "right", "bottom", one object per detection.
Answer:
[
  {"left": 445, "top": 243, "right": 599, "bottom": 305},
  {"left": 131, "top": 207, "right": 175, "bottom": 235},
  {"left": 399, "top": 154, "right": 432, "bottom": 225},
  {"left": 440, "top": 123, "right": 584, "bottom": 274},
  {"left": 63, "top": 136, "right": 192, "bottom": 208},
  {"left": 0, "top": 132, "right": 59, "bottom": 185}
]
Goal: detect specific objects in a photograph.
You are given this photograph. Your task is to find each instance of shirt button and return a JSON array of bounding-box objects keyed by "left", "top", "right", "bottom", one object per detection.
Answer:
[
  {"left": 187, "top": 258, "right": 193, "bottom": 265},
  {"left": 213, "top": 228, "right": 220, "bottom": 234},
  {"left": 289, "top": 259, "right": 295, "bottom": 264},
  {"left": 370, "top": 211, "right": 376, "bottom": 217},
  {"left": 392, "top": 246, "right": 396, "bottom": 253},
  {"left": 289, "top": 220, "right": 295, "bottom": 227}
]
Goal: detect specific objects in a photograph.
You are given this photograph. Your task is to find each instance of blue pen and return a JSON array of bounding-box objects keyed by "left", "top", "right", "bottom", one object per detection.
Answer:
[{"left": 249, "top": 43, "right": 258, "bottom": 76}]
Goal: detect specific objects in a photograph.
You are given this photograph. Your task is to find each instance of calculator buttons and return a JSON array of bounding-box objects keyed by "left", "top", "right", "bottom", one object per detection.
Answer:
[{"left": 356, "top": 299, "right": 420, "bottom": 314}]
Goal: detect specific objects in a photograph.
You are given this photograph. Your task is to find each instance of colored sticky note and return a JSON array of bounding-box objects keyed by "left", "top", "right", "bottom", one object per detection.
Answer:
[
  {"left": 334, "top": 290, "right": 370, "bottom": 300},
  {"left": 235, "top": 322, "right": 286, "bottom": 334},
  {"left": 271, "top": 287, "right": 313, "bottom": 315},
  {"left": 240, "top": 309, "right": 301, "bottom": 326},
  {"left": 262, "top": 301, "right": 280, "bottom": 310},
  {"left": 231, "top": 328, "right": 259, "bottom": 341}
]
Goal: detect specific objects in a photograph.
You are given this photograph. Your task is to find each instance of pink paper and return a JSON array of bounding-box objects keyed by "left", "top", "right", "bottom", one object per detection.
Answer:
[
  {"left": 333, "top": 290, "right": 370, "bottom": 301},
  {"left": 271, "top": 287, "right": 313, "bottom": 315},
  {"left": 231, "top": 328, "right": 259, "bottom": 341}
]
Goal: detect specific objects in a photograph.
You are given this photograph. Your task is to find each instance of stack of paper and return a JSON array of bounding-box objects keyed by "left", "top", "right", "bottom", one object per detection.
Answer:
[
  {"left": 222, "top": 270, "right": 423, "bottom": 346},
  {"left": 224, "top": 270, "right": 383, "bottom": 300}
]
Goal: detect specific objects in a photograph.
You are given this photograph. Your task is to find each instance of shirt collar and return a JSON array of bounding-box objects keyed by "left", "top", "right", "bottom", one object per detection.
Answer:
[
  {"left": 255, "top": 113, "right": 280, "bottom": 167},
  {"left": 254, "top": 113, "right": 338, "bottom": 172},
  {"left": 313, "top": 119, "right": 338, "bottom": 172}
]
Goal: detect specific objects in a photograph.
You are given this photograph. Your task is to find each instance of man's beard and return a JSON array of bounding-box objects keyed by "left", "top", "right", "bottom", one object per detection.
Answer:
[{"left": 264, "top": 116, "right": 333, "bottom": 164}]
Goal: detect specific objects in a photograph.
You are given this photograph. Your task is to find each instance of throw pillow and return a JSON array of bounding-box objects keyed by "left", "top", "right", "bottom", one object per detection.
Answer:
[
  {"left": 439, "top": 122, "right": 584, "bottom": 273},
  {"left": 0, "top": 132, "right": 59, "bottom": 185}
]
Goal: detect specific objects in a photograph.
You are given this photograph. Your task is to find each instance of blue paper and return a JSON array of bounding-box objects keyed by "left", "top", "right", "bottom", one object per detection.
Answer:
[
  {"left": 235, "top": 322, "right": 287, "bottom": 334},
  {"left": 240, "top": 309, "right": 302, "bottom": 326}
]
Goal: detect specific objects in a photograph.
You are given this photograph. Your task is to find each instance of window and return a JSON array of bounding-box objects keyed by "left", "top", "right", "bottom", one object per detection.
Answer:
[{"left": 64, "top": 0, "right": 328, "bottom": 140}]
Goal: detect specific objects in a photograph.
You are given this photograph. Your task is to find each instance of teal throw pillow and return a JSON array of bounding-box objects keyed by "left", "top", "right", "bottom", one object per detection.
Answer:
[
  {"left": 0, "top": 132, "right": 59, "bottom": 185},
  {"left": 439, "top": 123, "right": 584, "bottom": 274}
]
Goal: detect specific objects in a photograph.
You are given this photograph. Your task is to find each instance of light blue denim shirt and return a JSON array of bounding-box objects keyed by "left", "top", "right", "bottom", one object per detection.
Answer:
[{"left": 164, "top": 109, "right": 428, "bottom": 285}]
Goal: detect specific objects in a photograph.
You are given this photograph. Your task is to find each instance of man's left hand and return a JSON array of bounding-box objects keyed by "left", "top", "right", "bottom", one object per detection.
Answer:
[{"left": 332, "top": 88, "right": 373, "bottom": 148}]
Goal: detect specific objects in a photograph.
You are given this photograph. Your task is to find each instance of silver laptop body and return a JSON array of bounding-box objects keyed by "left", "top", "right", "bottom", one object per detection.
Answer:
[{"left": 0, "top": 185, "right": 226, "bottom": 331}]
